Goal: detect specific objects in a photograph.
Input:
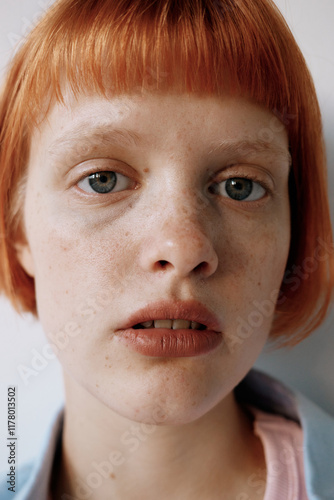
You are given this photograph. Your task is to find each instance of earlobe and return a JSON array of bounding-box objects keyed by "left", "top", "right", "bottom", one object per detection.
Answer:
[{"left": 15, "top": 242, "right": 35, "bottom": 278}]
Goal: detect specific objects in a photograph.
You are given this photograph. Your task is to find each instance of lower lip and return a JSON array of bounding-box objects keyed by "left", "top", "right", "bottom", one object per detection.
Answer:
[{"left": 117, "top": 328, "right": 222, "bottom": 357}]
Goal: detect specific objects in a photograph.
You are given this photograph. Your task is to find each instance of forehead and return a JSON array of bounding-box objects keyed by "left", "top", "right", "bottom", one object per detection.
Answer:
[{"left": 31, "top": 92, "right": 290, "bottom": 166}]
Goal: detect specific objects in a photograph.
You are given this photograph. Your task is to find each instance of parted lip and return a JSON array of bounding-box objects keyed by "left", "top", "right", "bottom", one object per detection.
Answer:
[{"left": 116, "top": 299, "right": 222, "bottom": 332}]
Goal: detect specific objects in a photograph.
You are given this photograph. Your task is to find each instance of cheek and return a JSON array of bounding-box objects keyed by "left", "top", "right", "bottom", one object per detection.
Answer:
[
  {"left": 223, "top": 210, "right": 290, "bottom": 291},
  {"left": 27, "top": 218, "right": 129, "bottom": 388},
  {"left": 219, "top": 217, "right": 290, "bottom": 353},
  {"left": 28, "top": 207, "right": 127, "bottom": 333}
]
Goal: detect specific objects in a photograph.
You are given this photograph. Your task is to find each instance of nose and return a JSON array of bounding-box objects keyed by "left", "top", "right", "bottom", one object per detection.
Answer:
[{"left": 139, "top": 195, "right": 219, "bottom": 279}]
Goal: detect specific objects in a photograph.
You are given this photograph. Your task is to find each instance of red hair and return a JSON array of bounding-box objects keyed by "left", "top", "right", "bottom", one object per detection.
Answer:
[{"left": 0, "top": 0, "right": 333, "bottom": 345}]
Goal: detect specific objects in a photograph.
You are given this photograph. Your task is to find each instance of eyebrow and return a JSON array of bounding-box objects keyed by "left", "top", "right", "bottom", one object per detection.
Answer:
[
  {"left": 47, "top": 124, "right": 146, "bottom": 159},
  {"left": 48, "top": 123, "right": 292, "bottom": 167},
  {"left": 207, "top": 138, "right": 292, "bottom": 166}
]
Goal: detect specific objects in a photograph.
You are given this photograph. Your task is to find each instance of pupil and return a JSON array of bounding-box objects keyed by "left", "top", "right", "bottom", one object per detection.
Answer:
[
  {"left": 226, "top": 178, "right": 253, "bottom": 201},
  {"left": 88, "top": 172, "right": 117, "bottom": 193}
]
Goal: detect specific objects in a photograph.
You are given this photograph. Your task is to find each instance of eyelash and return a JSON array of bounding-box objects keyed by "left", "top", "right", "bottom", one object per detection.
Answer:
[
  {"left": 77, "top": 170, "right": 133, "bottom": 195},
  {"left": 74, "top": 168, "right": 272, "bottom": 203},
  {"left": 212, "top": 173, "right": 271, "bottom": 194}
]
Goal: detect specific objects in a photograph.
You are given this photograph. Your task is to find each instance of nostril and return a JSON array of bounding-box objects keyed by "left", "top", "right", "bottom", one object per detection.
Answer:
[
  {"left": 158, "top": 260, "right": 169, "bottom": 269},
  {"left": 152, "top": 260, "right": 172, "bottom": 272},
  {"left": 194, "top": 261, "right": 209, "bottom": 273}
]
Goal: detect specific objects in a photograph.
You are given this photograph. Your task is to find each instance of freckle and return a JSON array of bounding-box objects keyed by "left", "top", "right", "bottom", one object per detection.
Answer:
[
  {"left": 96, "top": 384, "right": 99, "bottom": 388},
  {"left": 144, "top": 168, "right": 149, "bottom": 173},
  {"left": 105, "top": 356, "right": 109, "bottom": 360},
  {"left": 110, "top": 473, "right": 116, "bottom": 479},
  {"left": 109, "top": 365, "right": 112, "bottom": 368}
]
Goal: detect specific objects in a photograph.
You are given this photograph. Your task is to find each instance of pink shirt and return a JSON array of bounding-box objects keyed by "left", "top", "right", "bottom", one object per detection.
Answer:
[{"left": 252, "top": 408, "right": 309, "bottom": 499}]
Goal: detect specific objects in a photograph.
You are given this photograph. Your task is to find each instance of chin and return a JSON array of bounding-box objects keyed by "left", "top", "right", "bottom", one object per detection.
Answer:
[{"left": 91, "top": 377, "right": 226, "bottom": 426}]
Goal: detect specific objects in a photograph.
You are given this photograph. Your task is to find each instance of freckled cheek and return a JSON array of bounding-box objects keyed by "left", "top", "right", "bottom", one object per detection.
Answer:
[
  {"left": 220, "top": 221, "right": 290, "bottom": 301},
  {"left": 30, "top": 217, "right": 131, "bottom": 328},
  {"left": 218, "top": 229, "right": 290, "bottom": 360}
]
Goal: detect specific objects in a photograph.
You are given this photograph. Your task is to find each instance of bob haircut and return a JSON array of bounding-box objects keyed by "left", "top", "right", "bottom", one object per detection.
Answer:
[{"left": 0, "top": 0, "right": 333, "bottom": 346}]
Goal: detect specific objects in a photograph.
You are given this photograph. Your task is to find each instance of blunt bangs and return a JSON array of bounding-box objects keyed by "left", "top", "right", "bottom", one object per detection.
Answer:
[
  {"left": 0, "top": 0, "right": 333, "bottom": 345},
  {"left": 18, "top": 0, "right": 298, "bottom": 119}
]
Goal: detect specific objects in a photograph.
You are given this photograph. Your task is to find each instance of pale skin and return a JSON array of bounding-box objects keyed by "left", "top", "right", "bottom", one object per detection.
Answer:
[{"left": 17, "top": 91, "right": 291, "bottom": 499}]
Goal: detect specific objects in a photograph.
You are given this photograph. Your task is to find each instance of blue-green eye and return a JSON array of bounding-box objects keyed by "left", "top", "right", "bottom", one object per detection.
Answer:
[
  {"left": 78, "top": 171, "right": 131, "bottom": 194},
  {"left": 217, "top": 178, "right": 266, "bottom": 201}
]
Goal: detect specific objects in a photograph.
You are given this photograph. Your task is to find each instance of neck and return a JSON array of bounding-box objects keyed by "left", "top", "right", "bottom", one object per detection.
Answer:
[{"left": 52, "top": 374, "right": 265, "bottom": 500}]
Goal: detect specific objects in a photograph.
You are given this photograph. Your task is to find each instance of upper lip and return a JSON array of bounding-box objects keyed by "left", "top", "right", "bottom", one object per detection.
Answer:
[{"left": 116, "top": 299, "right": 222, "bottom": 332}]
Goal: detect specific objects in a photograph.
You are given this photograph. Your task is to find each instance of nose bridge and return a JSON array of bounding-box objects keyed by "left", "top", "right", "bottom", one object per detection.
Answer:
[
  {"left": 139, "top": 179, "right": 218, "bottom": 278},
  {"left": 157, "top": 161, "right": 210, "bottom": 221},
  {"left": 161, "top": 188, "right": 208, "bottom": 235},
  {"left": 145, "top": 166, "right": 208, "bottom": 230}
]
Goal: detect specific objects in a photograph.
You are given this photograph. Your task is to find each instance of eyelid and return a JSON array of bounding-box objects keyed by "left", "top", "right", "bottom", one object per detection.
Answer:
[
  {"left": 219, "top": 178, "right": 267, "bottom": 203},
  {"left": 212, "top": 164, "right": 276, "bottom": 194},
  {"left": 67, "top": 158, "right": 137, "bottom": 186},
  {"left": 224, "top": 173, "right": 272, "bottom": 195},
  {"left": 77, "top": 171, "right": 137, "bottom": 196}
]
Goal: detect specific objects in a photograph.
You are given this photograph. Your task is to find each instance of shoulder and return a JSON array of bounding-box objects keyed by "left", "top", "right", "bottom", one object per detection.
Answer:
[
  {"left": 0, "top": 461, "right": 34, "bottom": 500},
  {"left": 236, "top": 369, "right": 334, "bottom": 499},
  {"left": 0, "top": 408, "right": 63, "bottom": 500},
  {"left": 294, "top": 390, "right": 334, "bottom": 499}
]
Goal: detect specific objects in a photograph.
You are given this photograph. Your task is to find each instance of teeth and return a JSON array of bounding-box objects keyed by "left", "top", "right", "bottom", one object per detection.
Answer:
[
  {"left": 154, "top": 320, "right": 172, "bottom": 328},
  {"left": 172, "top": 319, "right": 191, "bottom": 329},
  {"left": 137, "top": 319, "right": 206, "bottom": 330},
  {"left": 141, "top": 321, "right": 154, "bottom": 327}
]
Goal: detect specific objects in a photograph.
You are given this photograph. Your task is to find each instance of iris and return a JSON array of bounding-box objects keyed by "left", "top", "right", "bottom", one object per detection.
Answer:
[
  {"left": 88, "top": 172, "right": 117, "bottom": 193},
  {"left": 225, "top": 178, "right": 253, "bottom": 201}
]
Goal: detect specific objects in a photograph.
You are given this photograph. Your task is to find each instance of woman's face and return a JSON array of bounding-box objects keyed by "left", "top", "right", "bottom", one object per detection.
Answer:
[{"left": 18, "top": 92, "right": 291, "bottom": 424}]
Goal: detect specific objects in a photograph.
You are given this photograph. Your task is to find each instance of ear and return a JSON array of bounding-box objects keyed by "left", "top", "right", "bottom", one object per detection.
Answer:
[{"left": 15, "top": 242, "right": 35, "bottom": 278}]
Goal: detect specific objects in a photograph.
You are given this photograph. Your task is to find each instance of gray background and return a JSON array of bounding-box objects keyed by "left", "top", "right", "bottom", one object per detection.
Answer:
[{"left": 0, "top": 0, "right": 333, "bottom": 469}]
